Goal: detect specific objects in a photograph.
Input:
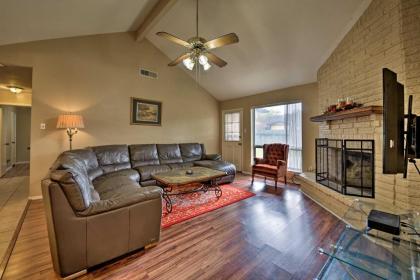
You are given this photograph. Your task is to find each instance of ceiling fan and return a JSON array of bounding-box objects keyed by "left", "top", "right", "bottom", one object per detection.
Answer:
[{"left": 156, "top": 0, "right": 239, "bottom": 71}]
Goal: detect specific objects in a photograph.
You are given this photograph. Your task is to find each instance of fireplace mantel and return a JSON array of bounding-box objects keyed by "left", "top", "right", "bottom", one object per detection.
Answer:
[{"left": 310, "top": 106, "right": 383, "bottom": 122}]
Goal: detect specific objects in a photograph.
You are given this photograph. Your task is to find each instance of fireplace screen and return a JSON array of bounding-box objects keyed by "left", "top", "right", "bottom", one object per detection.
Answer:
[{"left": 316, "top": 138, "right": 374, "bottom": 198}]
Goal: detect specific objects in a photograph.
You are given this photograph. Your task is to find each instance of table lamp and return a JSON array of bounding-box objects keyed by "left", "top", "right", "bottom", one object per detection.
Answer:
[{"left": 57, "top": 114, "right": 84, "bottom": 150}]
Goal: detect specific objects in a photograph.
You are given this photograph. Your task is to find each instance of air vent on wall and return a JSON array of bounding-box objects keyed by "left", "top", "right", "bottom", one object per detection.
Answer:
[{"left": 140, "top": 68, "right": 158, "bottom": 79}]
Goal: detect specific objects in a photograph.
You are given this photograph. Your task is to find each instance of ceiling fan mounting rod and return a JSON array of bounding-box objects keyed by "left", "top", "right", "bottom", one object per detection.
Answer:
[{"left": 196, "top": 0, "right": 199, "bottom": 38}]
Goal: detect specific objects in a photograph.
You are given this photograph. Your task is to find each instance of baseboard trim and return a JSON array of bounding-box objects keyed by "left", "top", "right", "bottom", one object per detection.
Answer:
[
  {"left": 15, "top": 161, "right": 29, "bottom": 165},
  {"left": 29, "top": 195, "right": 42, "bottom": 200},
  {"left": 0, "top": 200, "right": 30, "bottom": 279}
]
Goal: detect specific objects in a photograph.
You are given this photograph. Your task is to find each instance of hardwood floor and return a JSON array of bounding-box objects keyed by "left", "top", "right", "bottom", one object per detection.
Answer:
[
  {"left": 2, "top": 175, "right": 344, "bottom": 280},
  {"left": 2, "top": 164, "right": 30, "bottom": 178}
]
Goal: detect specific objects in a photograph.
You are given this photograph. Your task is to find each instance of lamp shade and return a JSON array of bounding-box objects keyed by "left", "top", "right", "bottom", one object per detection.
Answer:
[{"left": 57, "top": 114, "right": 85, "bottom": 129}]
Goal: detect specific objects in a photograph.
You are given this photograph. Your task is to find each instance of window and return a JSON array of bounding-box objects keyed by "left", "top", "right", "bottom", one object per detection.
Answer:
[
  {"left": 253, "top": 102, "right": 302, "bottom": 172},
  {"left": 224, "top": 112, "right": 240, "bottom": 141}
]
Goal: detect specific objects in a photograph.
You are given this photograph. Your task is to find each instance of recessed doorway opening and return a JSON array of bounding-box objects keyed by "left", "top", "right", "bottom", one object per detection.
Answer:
[{"left": 0, "top": 63, "right": 32, "bottom": 273}]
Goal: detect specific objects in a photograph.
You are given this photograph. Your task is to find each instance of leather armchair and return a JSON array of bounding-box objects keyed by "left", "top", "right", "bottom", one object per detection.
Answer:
[{"left": 251, "top": 143, "right": 289, "bottom": 189}]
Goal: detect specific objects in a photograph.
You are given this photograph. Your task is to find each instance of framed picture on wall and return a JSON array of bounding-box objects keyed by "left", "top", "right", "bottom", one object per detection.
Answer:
[{"left": 130, "top": 97, "right": 162, "bottom": 126}]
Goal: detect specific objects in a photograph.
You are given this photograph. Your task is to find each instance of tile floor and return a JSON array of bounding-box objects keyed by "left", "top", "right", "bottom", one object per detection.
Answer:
[{"left": 0, "top": 169, "right": 29, "bottom": 262}]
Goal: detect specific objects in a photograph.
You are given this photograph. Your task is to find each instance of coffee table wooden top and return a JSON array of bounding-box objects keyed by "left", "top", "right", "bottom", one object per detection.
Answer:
[{"left": 152, "top": 166, "right": 226, "bottom": 186}]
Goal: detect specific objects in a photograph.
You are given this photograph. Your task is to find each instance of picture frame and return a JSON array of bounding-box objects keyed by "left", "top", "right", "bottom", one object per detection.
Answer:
[{"left": 130, "top": 97, "right": 162, "bottom": 126}]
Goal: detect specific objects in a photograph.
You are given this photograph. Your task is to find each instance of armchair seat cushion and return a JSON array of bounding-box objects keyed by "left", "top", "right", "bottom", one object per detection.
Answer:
[
  {"left": 194, "top": 160, "right": 236, "bottom": 176},
  {"left": 135, "top": 164, "right": 170, "bottom": 181},
  {"left": 252, "top": 164, "right": 278, "bottom": 174}
]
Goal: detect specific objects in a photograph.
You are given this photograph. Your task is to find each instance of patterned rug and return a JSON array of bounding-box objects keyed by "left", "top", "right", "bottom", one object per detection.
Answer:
[{"left": 161, "top": 183, "right": 255, "bottom": 228}]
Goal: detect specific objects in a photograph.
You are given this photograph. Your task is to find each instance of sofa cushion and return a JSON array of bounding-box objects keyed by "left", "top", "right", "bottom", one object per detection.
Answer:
[
  {"left": 92, "top": 169, "right": 140, "bottom": 188},
  {"left": 50, "top": 153, "right": 100, "bottom": 211},
  {"left": 93, "top": 176, "right": 140, "bottom": 195},
  {"left": 157, "top": 144, "right": 183, "bottom": 164},
  {"left": 78, "top": 184, "right": 162, "bottom": 216},
  {"left": 64, "top": 148, "right": 103, "bottom": 181},
  {"left": 168, "top": 162, "right": 194, "bottom": 170},
  {"left": 135, "top": 164, "right": 170, "bottom": 181},
  {"left": 193, "top": 160, "right": 236, "bottom": 176},
  {"left": 92, "top": 145, "right": 131, "bottom": 173},
  {"left": 129, "top": 144, "right": 159, "bottom": 167},
  {"left": 179, "top": 143, "right": 203, "bottom": 162}
]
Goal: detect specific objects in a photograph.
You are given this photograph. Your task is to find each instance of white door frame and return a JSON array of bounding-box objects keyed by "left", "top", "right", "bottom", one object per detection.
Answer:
[
  {"left": 10, "top": 110, "right": 16, "bottom": 166},
  {"left": 221, "top": 108, "right": 243, "bottom": 172}
]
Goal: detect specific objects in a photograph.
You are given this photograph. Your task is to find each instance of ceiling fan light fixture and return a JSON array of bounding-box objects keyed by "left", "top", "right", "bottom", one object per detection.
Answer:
[
  {"left": 8, "top": 86, "right": 23, "bottom": 94},
  {"left": 183, "top": 57, "right": 195, "bottom": 70},
  {"left": 198, "top": 54, "right": 208, "bottom": 65},
  {"left": 203, "top": 62, "right": 211, "bottom": 71}
]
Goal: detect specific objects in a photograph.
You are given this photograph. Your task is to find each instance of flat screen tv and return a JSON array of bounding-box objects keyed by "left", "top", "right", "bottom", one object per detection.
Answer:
[{"left": 382, "top": 68, "right": 405, "bottom": 174}]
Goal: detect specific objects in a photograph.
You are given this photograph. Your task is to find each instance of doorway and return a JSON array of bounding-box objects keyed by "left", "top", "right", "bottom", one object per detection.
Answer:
[
  {"left": 222, "top": 109, "right": 243, "bottom": 172},
  {"left": 0, "top": 63, "right": 32, "bottom": 273},
  {"left": 0, "top": 105, "right": 31, "bottom": 176}
]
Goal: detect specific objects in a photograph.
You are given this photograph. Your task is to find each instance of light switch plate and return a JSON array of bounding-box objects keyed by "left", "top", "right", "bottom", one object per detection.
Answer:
[{"left": 40, "top": 123, "right": 46, "bottom": 129}]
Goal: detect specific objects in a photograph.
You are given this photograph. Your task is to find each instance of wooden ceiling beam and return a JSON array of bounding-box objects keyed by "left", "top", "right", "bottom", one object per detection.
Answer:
[{"left": 136, "top": 0, "right": 178, "bottom": 42}]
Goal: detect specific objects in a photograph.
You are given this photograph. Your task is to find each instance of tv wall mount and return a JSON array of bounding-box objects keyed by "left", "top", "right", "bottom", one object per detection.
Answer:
[{"left": 403, "top": 95, "right": 420, "bottom": 178}]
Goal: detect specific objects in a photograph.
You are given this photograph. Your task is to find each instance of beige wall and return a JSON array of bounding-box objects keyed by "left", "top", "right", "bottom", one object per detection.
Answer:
[
  {"left": 220, "top": 83, "right": 319, "bottom": 173},
  {"left": 317, "top": 0, "right": 420, "bottom": 210},
  {"left": 16, "top": 106, "right": 31, "bottom": 163},
  {"left": 0, "top": 32, "right": 219, "bottom": 197}
]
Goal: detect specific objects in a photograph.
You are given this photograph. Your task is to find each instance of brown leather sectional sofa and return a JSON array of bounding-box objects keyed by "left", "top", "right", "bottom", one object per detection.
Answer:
[{"left": 42, "top": 143, "right": 235, "bottom": 277}]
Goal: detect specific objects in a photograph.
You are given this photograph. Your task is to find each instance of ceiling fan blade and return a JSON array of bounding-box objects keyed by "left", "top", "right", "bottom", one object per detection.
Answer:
[
  {"left": 204, "top": 33, "right": 239, "bottom": 50},
  {"left": 168, "top": 53, "right": 191, "bottom": 66},
  {"left": 156, "top": 32, "right": 190, "bottom": 48},
  {"left": 205, "top": 52, "right": 227, "bottom": 67}
]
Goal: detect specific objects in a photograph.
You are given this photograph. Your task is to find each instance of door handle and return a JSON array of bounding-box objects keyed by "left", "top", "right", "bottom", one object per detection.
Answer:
[
  {"left": 11, "top": 141, "right": 15, "bottom": 144},
  {"left": 5, "top": 143, "right": 9, "bottom": 146},
  {"left": 238, "top": 143, "right": 242, "bottom": 146}
]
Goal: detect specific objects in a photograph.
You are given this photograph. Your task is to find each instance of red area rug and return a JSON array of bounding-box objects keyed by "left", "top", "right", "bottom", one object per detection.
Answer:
[{"left": 161, "top": 184, "right": 255, "bottom": 228}]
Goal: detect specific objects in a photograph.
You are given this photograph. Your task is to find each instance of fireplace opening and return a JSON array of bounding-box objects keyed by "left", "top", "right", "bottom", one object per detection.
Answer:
[{"left": 316, "top": 138, "right": 374, "bottom": 198}]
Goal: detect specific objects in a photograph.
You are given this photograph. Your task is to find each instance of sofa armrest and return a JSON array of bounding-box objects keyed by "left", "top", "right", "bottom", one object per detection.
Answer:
[
  {"left": 78, "top": 186, "right": 162, "bottom": 216},
  {"left": 204, "top": 154, "right": 222, "bottom": 160},
  {"left": 254, "top": 157, "right": 268, "bottom": 164}
]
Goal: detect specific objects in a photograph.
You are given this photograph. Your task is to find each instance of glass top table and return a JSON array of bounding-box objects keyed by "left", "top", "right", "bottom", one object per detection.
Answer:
[{"left": 317, "top": 199, "right": 420, "bottom": 280}]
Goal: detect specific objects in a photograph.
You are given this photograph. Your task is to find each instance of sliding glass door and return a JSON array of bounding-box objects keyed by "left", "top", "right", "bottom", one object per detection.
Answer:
[{"left": 253, "top": 102, "right": 302, "bottom": 172}]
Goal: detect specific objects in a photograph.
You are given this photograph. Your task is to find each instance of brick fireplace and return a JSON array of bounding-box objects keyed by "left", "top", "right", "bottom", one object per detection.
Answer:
[{"left": 297, "top": 0, "right": 420, "bottom": 216}]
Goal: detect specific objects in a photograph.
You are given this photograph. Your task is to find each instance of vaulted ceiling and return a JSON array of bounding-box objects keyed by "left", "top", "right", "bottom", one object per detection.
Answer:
[
  {"left": 0, "top": 0, "right": 158, "bottom": 45},
  {"left": 0, "top": 0, "right": 370, "bottom": 101}
]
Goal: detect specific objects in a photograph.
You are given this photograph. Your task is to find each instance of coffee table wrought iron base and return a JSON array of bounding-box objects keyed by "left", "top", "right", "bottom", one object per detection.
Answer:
[
  {"left": 159, "top": 179, "right": 222, "bottom": 213},
  {"left": 152, "top": 167, "right": 227, "bottom": 213}
]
